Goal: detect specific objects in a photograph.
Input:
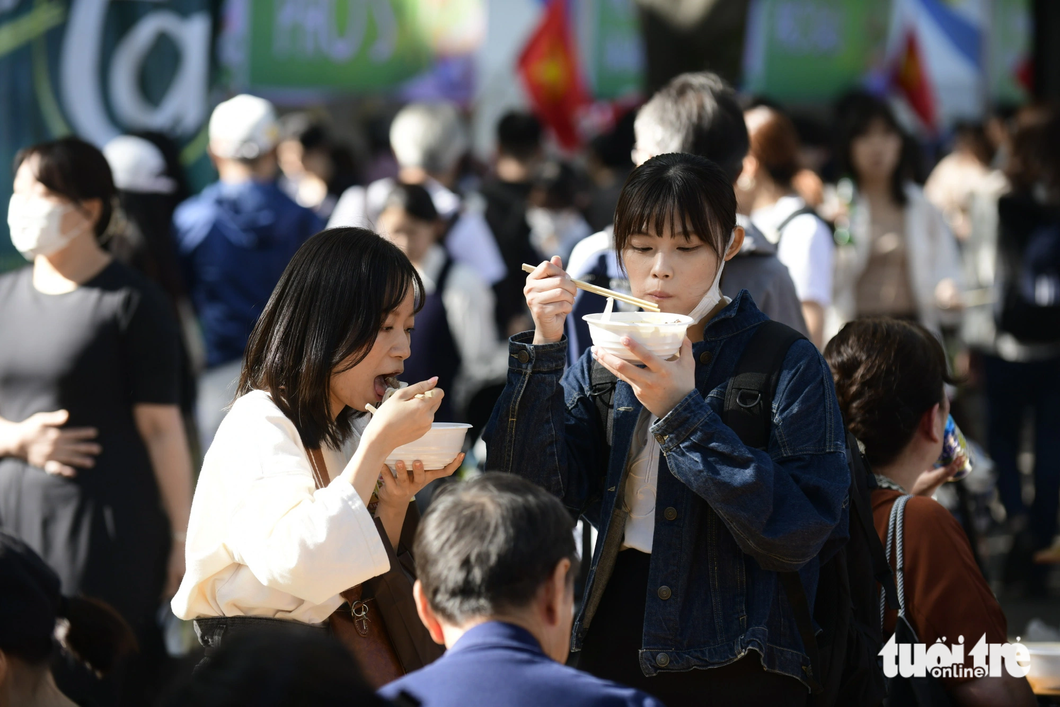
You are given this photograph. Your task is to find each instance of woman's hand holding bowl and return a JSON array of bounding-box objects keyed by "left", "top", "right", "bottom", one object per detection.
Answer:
[{"left": 593, "top": 336, "right": 696, "bottom": 420}]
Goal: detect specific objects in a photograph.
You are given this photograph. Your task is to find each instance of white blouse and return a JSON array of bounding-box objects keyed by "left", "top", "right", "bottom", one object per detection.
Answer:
[{"left": 171, "top": 390, "right": 390, "bottom": 624}]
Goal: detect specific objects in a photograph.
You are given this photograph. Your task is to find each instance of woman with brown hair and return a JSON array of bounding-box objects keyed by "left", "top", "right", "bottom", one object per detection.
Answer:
[
  {"left": 825, "top": 318, "right": 1035, "bottom": 707},
  {"left": 737, "top": 105, "right": 835, "bottom": 348}
]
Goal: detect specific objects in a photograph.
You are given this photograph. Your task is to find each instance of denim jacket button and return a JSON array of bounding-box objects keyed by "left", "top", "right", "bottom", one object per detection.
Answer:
[
  {"left": 699, "top": 351, "right": 713, "bottom": 365},
  {"left": 656, "top": 652, "right": 670, "bottom": 667},
  {"left": 657, "top": 585, "right": 672, "bottom": 600},
  {"left": 663, "top": 507, "right": 678, "bottom": 521},
  {"left": 515, "top": 350, "right": 530, "bottom": 364}
]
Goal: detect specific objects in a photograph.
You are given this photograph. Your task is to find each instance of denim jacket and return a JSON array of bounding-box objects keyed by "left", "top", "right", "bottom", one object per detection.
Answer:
[{"left": 484, "top": 292, "right": 850, "bottom": 687}]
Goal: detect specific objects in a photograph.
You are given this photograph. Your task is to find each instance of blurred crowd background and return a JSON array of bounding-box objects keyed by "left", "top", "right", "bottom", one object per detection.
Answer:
[{"left": 3, "top": 0, "right": 1060, "bottom": 703}]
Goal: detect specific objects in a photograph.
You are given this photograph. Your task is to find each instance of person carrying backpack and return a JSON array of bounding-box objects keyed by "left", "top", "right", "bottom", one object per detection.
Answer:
[{"left": 483, "top": 153, "right": 851, "bottom": 706}]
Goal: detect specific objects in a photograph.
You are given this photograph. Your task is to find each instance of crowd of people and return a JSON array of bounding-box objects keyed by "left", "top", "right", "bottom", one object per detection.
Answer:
[{"left": 1, "top": 68, "right": 1058, "bottom": 707}]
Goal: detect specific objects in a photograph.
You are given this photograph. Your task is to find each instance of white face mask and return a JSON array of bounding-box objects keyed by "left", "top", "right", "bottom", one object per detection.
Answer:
[
  {"left": 7, "top": 194, "right": 87, "bottom": 260},
  {"left": 686, "top": 230, "right": 736, "bottom": 323}
]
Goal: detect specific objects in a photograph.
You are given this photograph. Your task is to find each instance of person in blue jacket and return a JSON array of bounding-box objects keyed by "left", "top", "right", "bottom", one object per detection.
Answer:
[
  {"left": 173, "top": 94, "right": 324, "bottom": 450},
  {"left": 484, "top": 153, "right": 850, "bottom": 706}
]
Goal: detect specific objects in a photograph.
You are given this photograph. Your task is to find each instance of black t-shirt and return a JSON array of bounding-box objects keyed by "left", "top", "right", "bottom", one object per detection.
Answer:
[{"left": 0, "top": 260, "right": 179, "bottom": 625}]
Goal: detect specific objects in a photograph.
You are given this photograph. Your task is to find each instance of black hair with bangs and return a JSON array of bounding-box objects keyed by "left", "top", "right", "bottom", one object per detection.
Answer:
[
  {"left": 613, "top": 153, "right": 737, "bottom": 268},
  {"left": 238, "top": 228, "right": 424, "bottom": 450}
]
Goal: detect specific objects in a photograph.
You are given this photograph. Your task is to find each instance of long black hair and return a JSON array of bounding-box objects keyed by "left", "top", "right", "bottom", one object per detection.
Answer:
[
  {"left": 612, "top": 152, "right": 737, "bottom": 267},
  {"left": 238, "top": 228, "right": 424, "bottom": 450},
  {"left": 14, "top": 137, "right": 117, "bottom": 240}
]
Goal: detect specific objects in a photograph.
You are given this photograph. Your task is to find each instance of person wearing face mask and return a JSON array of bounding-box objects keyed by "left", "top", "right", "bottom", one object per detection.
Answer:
[
  {"left": 484, "top": 153, "right": 849, "bottom": 706},
  {"left": 0, "top": 138, "right": 192, "bottom": 706},
  {"left": 828, "top": 93, "right": 964, "bottom": 340}
]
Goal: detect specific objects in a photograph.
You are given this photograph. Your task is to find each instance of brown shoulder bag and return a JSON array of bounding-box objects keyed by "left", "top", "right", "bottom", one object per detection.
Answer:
[{"left": 307, "top": 448, "right": 444, "bottom": 688}]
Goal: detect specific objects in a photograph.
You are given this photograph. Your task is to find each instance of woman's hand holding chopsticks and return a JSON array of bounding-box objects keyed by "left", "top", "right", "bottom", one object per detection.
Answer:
[{"left": 524, "top": 256, "right": 577, "bottom": 345}]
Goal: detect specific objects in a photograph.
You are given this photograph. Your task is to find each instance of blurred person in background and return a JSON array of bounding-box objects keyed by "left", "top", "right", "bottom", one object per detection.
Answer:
[
  {"left": 526, "top": 160, "right": 591, "bottom": 263},
  {"left": 965, "top": 106, "right": 1060, "bottom": 592},
  {"left": 827, "top": 319, "right": 1037, "bottom": 707},
  {"left": 738, "top": 105, "right": 835, "bottom": 348},
  {"left": 276, "top": 113, "right": 359, "bottom": 221},
  {"left": 163, "top": 628, "right": 393, "bottom": 707},
  {"left": 0, "top": 532, "right": 138, "bottom": 707},
  {"left": 174, "top": 94, "right": 324, "bottom": 451},
  {"left": 376, "top": 183, "right": 507, "bottom": 422},
  {"left": 925, "top": 121, "right": 994, "bottom": 242},
  {"left": 582, "top": 109, "right": 637, "bottom": 233},
  {"left": 479, "top": 110, "right": 544, "bottom": 337},
  {"left": 0, "top": 138, "right": 192, "bottom": 706},
  {"left": 328, "top": 102, "right": 508, "bottom": 292},
  {"left": 378, "top": 474, "right": 663, "bottom": 707},
  {"left": 564, "top": 71, "right": 806, "bottom": 365},
  {"left": 103, "top": 134, "right": 199, "bottom": 449},
  {"left": 829, "top": 93, "right": 963, "bottom": 340}
]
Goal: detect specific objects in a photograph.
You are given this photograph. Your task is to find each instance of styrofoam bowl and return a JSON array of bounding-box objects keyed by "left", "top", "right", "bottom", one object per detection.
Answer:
[
  {"left": 384, "top": 422, "right": 472, "bottom": 471},
  {"left": 583, "top": 312, "right": 694, "bottom": 362},
  {"left": 1027, "top": 642, "right": 1060, "bottom": 695}
]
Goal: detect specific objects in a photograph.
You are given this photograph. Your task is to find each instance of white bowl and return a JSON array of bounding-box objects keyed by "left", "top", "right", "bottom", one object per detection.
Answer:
[
  {"left": 583, "top": 312, "right": 694, "bottom": 362},
  {"left": 1027, "top": 642, "right": 1060, "bottom": 695},
  {"left": 385, "top": 422, "right": 472, "bottom": 471}
]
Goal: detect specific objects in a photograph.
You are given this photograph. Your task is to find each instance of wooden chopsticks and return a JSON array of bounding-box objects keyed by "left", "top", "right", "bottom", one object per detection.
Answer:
[{"left": 520, "top": 263, "right": 661, "bottom": 312}]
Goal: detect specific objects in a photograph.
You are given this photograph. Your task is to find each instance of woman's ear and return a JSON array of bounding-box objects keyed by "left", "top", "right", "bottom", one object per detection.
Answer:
[
  {"left": 82, "top": 197, "right": 103, "bottom": 230},
  {"left": 919, "top": 403, "right": 944, "bottom": 444},
  {"left": 725, "top": 227, "right": 745, "bottom": 261},
  {"left": 412, "top": 580, "right": 446, "bottom": 646}
]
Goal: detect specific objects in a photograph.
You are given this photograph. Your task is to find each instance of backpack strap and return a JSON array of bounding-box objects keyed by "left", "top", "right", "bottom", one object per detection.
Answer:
[
  {"left": 722, "top": 320, "right": 804, "bottom": 449},
  {"left": 774, "top": 205, "right": 821, "bottom": 243},
  {"left": 722, "top": 321, "right": 825, "bottom": 690},
  {"left": 846, "top": 431, "right": 900, "bottom": 612},
  {"left": 590, "top": 356, "right": 617, "bottom": 448}
]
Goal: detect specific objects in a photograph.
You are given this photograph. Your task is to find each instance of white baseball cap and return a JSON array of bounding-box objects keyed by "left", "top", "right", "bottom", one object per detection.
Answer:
[
  {"left": 103, "top": 135, "right": 177, "bottom": 194},
  {"left": 208, "top": 94, "right": 280, "bottom": 160}
]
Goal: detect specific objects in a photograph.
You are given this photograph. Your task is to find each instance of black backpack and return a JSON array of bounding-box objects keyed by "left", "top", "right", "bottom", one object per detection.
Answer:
[
  {"left": 996, "top": 192, "right": 1060, "bottom": 343},
  {"left": 589, "top": 320, "right": 898, "bottom": 706}
]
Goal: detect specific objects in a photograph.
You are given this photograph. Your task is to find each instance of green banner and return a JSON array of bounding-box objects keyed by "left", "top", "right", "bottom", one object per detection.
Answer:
[
  {"left": 742, "top": 0, "right": 891, "bottom": 102},
  {"left": 0, "top": 0, "right": 217, "bottom": 272},
  {"left": 589, "top": 0, "right": 643, "bottom": 99},
  {"left": 246, "top": 0, "right": 435, "bottom": 90},
  {"left": 988, "top": 0, "right": 1032, "bottom": 104}
]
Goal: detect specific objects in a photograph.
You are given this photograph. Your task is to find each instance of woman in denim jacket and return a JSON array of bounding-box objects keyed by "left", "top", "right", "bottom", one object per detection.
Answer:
[{"left": 484, "top": 154, "right": 850, "bottom": 706}]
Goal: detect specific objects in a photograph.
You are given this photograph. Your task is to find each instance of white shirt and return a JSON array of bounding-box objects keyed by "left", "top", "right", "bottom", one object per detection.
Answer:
[
  {"left": 171, "top": 390, "right": 390, "bottom": 624},
  {"left": 751, "top": 195, "right": 835, "bottom": 307},
  {"left": 622, "top": 409, "right": 661, "bottom": 553},
  {"left": 418, "top": 244, "right": 509, "bottom": 397},
  {"left": 328, "top": 178, "right": 508, "bottom": 286}
]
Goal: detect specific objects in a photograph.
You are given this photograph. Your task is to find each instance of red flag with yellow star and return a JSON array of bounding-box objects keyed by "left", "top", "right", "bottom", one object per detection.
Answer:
[
  {"left": 893, "top": 28, "right": 937, "bottom": 132},
  {"left": 517, "top": 0, "right": 589, "bottom": 149}
]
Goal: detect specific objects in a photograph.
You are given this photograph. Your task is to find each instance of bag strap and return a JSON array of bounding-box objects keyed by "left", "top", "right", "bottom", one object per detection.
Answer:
[
  {"left": 590, "top": 357, "right": 617, "bottom": 448},
  {"left": 881, "top": 494, "right": 912, "bottom": 625},
  {"left": 722, "top": 319, "right": 804, "bottom": 450},
  {"left": 308, "top": 448, "right": 330, "bottom": 491},
  {"left": 774, "top": 205, "right": 821, "bottom": 243},
  {"left": 846, "top": 431, "right": 900, "bottom": 613},
  {"left": 720, "top": 321, "right": 822, "bottom": 690}
]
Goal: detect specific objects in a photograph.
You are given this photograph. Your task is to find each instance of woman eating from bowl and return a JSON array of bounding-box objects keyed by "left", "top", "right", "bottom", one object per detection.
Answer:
[
  {"left": 171, "top": 228, "right": 462, "bottom": 667},
  {"left": 484, "top": 153, "right": 849, "bottom": 706}
]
